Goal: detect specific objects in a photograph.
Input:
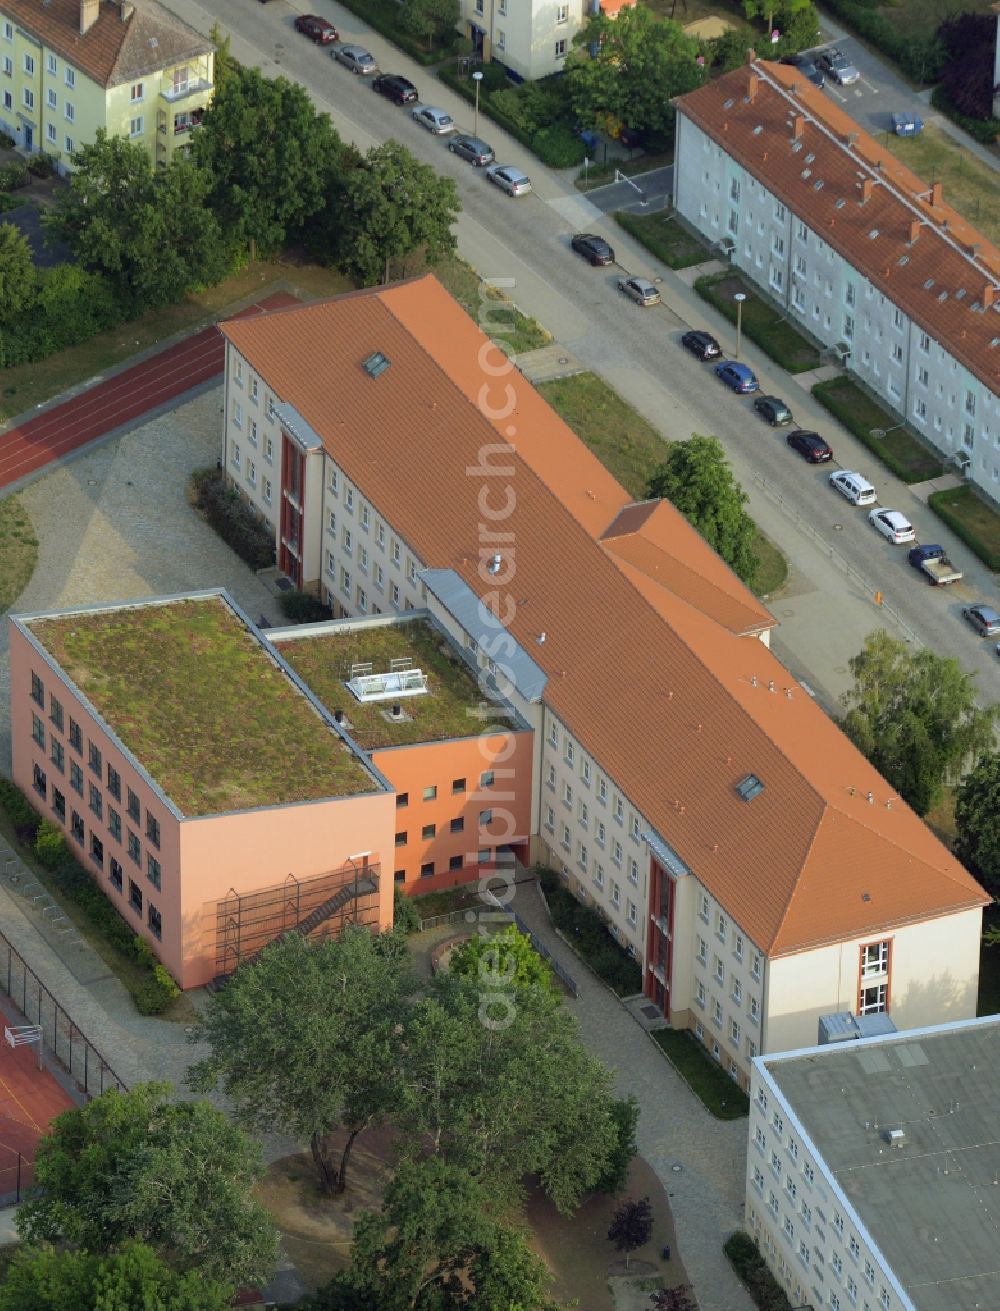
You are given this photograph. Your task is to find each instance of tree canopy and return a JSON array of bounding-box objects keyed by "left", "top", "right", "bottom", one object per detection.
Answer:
[
  {"left": 646, "top": 435, "right": 758, "bottom": 586},
  {"left": 566, "top": 5, "right": 702, "bottom": 142},
  {"left": 448, "top": 924, "right": 556, "bottom": 993},
  {"left": 938, "top": 13, "right": 997, "bottom": 120},
  {"left": 607, "top": 1196, "right": 653, "bottom": 1269},
  {"left": 0, "top": 1243, "right": 234, "bottom": 1311},
  {"left": 838, "top": 630, "right": 998, "bottom": 815},
  {"left": 0, "top": 223, "right": 36, "bottom": 323},
  {"left": 954, "top": 750, "right": 1000, "bottom": 896},
  {"left": 15, "top": 1083, "right": 277, "bottom": 1287},
  {"left": 399, "top": 0, "right": 460, "bottom": 48},
  {"left": 189, "top": 927, "right": 414, "bottom": 1194}
]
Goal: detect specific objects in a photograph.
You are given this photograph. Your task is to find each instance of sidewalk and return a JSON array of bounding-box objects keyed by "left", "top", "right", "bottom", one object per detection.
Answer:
[{"left": 507, "top": 875, "right": 755, "bottom": 1311}]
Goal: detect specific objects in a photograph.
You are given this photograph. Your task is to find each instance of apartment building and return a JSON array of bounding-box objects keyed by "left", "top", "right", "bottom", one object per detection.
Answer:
[
  {"left": 217, "top": 274, "right": 988, "bottom": 1085},
  {"left": 674, "top": 62, "right": 1000, "bottom": 503},
  {"left": 747, "top": 1015, "right": 1000, "bottom": 1311},
  {"left": 0, "top": 0, "right": 213, "bottom": 171},
  {"left": 457, "top": 0, "right": 584, "bottom": 81}
]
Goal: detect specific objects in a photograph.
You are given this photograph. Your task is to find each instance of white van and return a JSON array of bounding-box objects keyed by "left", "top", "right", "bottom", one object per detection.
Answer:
[{"left": 829, "top": 470, "right": 876, "bottom": 506}]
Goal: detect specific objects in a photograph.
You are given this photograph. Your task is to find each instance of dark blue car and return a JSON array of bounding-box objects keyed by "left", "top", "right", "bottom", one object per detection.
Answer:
[{"left": 715, "top": 361, "right": 759, "bottom": 394}]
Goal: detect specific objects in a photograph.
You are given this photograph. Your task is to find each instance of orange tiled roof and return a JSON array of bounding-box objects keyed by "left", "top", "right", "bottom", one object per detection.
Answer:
[
  {"left": 675, "top": 62, "right": 1000, "bottom": 395},
  {"left": 221, "top": 276, "right": 987, "bottom": 956},
  {"left": 0, "top": 0, "right": 212, "bottom": 89}
]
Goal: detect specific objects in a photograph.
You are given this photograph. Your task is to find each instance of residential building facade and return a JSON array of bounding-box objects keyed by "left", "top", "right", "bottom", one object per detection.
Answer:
[
  {"left": 457, "top": 0, "right": 583, "bottom": 81},
  {"left": 218, "top": 275, "right": 987, "bottom": 1086},
  {"left": 674, "top": 62, "right": 1000, "bottom": 503},
  {"left": 0, "top": 0, "right": 213, "bottom": 171},
  {"left": 747, "top": 1015, "right": 1000, "bottom": 1311}
]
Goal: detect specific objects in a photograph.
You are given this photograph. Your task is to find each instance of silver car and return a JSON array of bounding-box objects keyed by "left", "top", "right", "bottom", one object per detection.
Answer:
[
  {"left": 410, "top": 104, "right": 455, "bottom": 134},
  {"left": 617, "top": 275, "right": 660, "bottom": 307},
  {"left": 448, "top": 134, "right": 495, "bottom": 166},
  {"left": 818, "top": 48, "right": 860, "bottom": 85},
  {"left": 332, "top": 43, "right": 377, "bottom": 74},
  {"left": 485, "top": 164, "right": 531, "bottom": 196}
]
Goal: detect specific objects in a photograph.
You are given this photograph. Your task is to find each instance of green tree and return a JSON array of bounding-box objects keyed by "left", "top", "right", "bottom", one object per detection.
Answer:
[
  {"left": 399, "top": 0, "right": 460, "bottom": 49},
  {"left": 16, "top": 1083, "right": 276, "bottom": 1287},
  {"left": 189, "top": 928, "right": 414, "bottom": 1195},
  {"left": 839, "top": 630, "right": 998, "bottom": 815},
  {"left": 339, "top": 140, "right": 460, "bottom": 286},
  {"left": 208, "top": 22, "right": 235, "bottom": 90},
  {"left": 448, "top": 923, "right": 556, "bottom": 992},
  {"left": 710, "top": 28, "right": 753, "bottom": 73},
  {"left": 0, "top": 1242, "right": 234, "bottom": 1311},
  {"left": 400, "top": 974, "right": 618, "bottom": 1214},
  {"left": 596, "top": 1095, "right": 640, "bottom": 1195},
  {"left": 193, "top": 65, "right": 345, "bottom": 256},
  {"left": 646, "top": 435, "right": 758, "bottom": 586},
  {"left": 566, "top": 5, "right": 701, "bottom": 141},
  {"left": 607, "top": 1196, "right": 652, "bottom": 1271},
  {"left": 955, "top": 751, "right": 1000, "bottom": 894},
  {"left": 0, "top": 223, "right": 36, "bottom": 322}
]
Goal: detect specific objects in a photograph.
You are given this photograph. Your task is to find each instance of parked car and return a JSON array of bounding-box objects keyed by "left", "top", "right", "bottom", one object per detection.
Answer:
[
  {"left": 829, "top": 470, "right": 876, "bottom": 505},
  {"left": 869, "top": 509, "right": 915, "bottom": 544},
  {"left": 753, "top": 395, "right": 792, "bottom": 426},
  {"left": 779, "top": 53, "right": 824, "bottom": 88},
  {"left": 907, "top": 544, "right": 963, "bottom": 586},
  {"left": 787, "top": 430, "right": 833, "bottom": 463},
  {"left": 331, "top": 44, "right": 377, "bottom": 74},
  {"left": 485, "top": 164, "right": 531, "bottom": 196},
  {"left": 410, "top": 105, "right": 455, "bottom": 134},
  {"left": 617, "top": 276, "right": 660, "bottom": 307},
  {"left": 963, "top": 604, "right": 1000, "bottom": 637},
  {"left": 571, "top": 233, "right": 615, "bottom": 266},
  {"left": 372, "top": 74, "right": 418, "bottom": 104},
  {"left": 294, "top": 14, "right": 338, "bottom": 43},
  {"left": 449, "top": 134, "right": 495, "bottom": 166},
  {"left": 715, "top": 361, "right": 759, "bottom": 394},
  {"left": 817, "top": 48, "right": 860, "bottom": 85},
  {"left": 680, "top": 329, "right": 721, "bottom": 361}
]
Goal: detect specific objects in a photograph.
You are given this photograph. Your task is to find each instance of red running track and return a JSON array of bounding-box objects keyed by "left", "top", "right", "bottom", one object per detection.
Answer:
[{"left": 0, "top": 291, "right": 300, "bottom": 492}]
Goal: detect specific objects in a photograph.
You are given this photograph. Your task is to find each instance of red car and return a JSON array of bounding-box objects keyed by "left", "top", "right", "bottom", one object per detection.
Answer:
[{"left": 294, "top": 15, "right": 339, "bottom": 43}]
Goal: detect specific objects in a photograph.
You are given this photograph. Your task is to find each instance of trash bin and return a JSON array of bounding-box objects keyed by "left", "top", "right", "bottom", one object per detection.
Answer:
[{"left": 662, "top": 1244, "right": 671, "bottom": 1261}]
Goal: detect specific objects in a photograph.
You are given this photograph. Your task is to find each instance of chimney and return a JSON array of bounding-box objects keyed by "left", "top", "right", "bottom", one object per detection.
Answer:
[
  {"left": 909, "top": 219, "right": 920, "bottom": 244},
  {"left": 931, "top": 180, "right": 943, "bottom": 207},
  {"left": 792, "top": 114, "right": 805, "bottom": 140},
  {"left": 861, "top": 178, "right": 874, "bottom": 204},
  {"left": 985, "top": 284, "right": 996, "bottom": 309},
  {"left": 80, "top": 0, "right": 99, "bottom": 33},
  {"left": 747, "top": 73, "right": 760, "bottom": 102}
]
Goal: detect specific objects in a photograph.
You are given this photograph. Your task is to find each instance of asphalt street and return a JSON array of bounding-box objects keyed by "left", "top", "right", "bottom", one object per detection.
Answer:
[
  {"left": 161, "top": 0, "right": 1000, "bottom": 710},
  {"left": 586, "top": 165, "right": 674, "bottom": 215}
]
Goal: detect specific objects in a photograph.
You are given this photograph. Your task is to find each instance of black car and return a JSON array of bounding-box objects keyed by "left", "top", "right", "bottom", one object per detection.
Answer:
[
  {"left": 779, "top": 53, "right": 824, "bottom": 88},
  {"left": 787, "top": 429, "right": 833, "bottom": 463},
  {"left": 753, "top": 395, "right": 792, "bottom": 426},
  {"left": 680, "top": 329, "right": 721, "bottom": 361},
  {"left": 571, "top": 233, "right": 615, "bottom": 266},
  {"left": 372, "top": 73, "right": 418, "bottom": 105}
]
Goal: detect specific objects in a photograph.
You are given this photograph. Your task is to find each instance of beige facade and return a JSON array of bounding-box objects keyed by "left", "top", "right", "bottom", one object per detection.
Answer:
[{"left": 457, "top": 0, "right": 584, "bottom": 81}]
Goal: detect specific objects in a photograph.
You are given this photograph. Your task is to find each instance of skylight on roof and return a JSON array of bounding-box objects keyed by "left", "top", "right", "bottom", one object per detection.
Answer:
[
  {"left": 801, "top": 168, "right": 812, "bottom": 179},
  {"left": 868, "top": 229, "right": 879, "bottom": 239},
  {"left": 923, "top": 279, "right": 935, "bottom": 290},
  {"left": 805, "top": 152, "right": 815, "bottom": 163},
  {"left": 723, "top": 98, "right": 735, "bottom": 110},
  {"left": 736, "top": 774, "right": 765, "bottom": 803},
  {"left": 835, "top": 199, "right": 846, "bottom": 209},
  {"left": 938, "top": 290, "right": 949, "bottom": 301},
  {"left": 362, "top": 351, "right": 390, "bottom": 379},
  {"left": 991, "top": 337, "right": 1000, "bottom": 348},
  {"left": 955, "top": 288, "right": 967, "bottom": 300},
  {"left": 898, "top": 255, "right": 909, "bottom": 265},
  {"left": 753, "top": 125, "right": 763, "bottom": 136}
]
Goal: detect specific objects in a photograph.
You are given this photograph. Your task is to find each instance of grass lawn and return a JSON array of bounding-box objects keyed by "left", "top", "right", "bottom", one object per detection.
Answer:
[
  {"left": 434, "top": 256, "right": 550, "bottom": 355},
  {"left": 812, "top": 377, "right": 944, "bottom": 483},
  {"left": 538, "top": 372, "right": 787, "bottom": 596},
  {"left": 615, "top": 209, "right": 713, "bottom": 270},
  {"left": 575, "top": 152, "right": 674, "bottom": 193},
  {"left": 412, "top": 885, "right": 482, "bottom": 920},
  {"left": 0, "top": 256, "right": 354, "bottom": 425},
  {"left": 0, "top": 496, "right": 38, "bottom": 612},
  {"left": 652, "top": 1027, "right": 750, "bottom": 1119},
  {"left": 29, "top": 595, "right": 374, "bottom": 815},
  {"left": 695, "top": 271, "right": 822, "bottom": 373},
  {"left": 884, "top": 122, "right": 1000, "bottom": 246},
  {"left": 928, "top": 483, "right": 1000, "bottom": 571},
  {"left": 277, "top": 619, "right": 498, "bottom": 750}
]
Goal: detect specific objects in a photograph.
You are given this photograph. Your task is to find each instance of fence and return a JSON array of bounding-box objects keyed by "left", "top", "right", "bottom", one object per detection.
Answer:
[
  {"left": 0, "top": 925, "right": 126, "bottom": 1101},
  {"left": 0, "top": 1145, "right": 31, "bottom": 1205}
]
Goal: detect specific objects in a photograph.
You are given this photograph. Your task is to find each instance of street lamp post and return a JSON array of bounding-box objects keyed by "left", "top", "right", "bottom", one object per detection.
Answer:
[
  {"left": 734, "top": 292, "right": 747, "bottom": 360},
  {"left": 472, "top": 70, "right": 484, "bottom": 138}
]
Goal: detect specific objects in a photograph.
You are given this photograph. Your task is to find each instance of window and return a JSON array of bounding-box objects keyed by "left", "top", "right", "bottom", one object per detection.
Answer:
[
  {"left": 611, "top": 882, "right": 620, "bottom": 907},
  {"left": 715, "top": 957, "right": 725, "bottom": 985},
  {"left": 343, "top": 527, "right": 352, "bottom": 555},
  {"left": 849, "top": 1236, "right": 860, "bottom": 1261},
  {"left": 697, "top": 936, "right": 707, "bottom": 964},
  {"left": 891, "top": 343, "right": 904, "bottom": 364},
  {"left": 148, "top": 903, "right": 162, "bottom": 939},
  {"left": 147, "top": 854, "right": 161, "bottom": 890},
  {"left": 861, "top": 940, "right": 889, "bottom": 976},
  {"left": 771, "top": 234, "right": 785, "bottom": 258},
  {"left": 628, "top": 858, "right": 638, "bottom": 885},
  {"left": 554, "top": 37, "right": 567, "bottom": 57},
  {"left": 860, "top": 983, "right": 887, "bottom": 1014},
  {"left": 787, "top": 1138, "right": 797, "bottom": 1161},
  {"left": 88, "top": 783, "right": 102, "bottom": 820},
  {"left": 751, "top": 952, "right": 761, "bottom": 981},
  {"left": 879, "top": 1290, "right": 889, "bottom": 1311},
  {"left": 772, "top": 1111, "right": 783, "bottom": 1135},
  {"left": 64, "top": 101, "right": 74, "bottom": 121},
  {"left": 46, "top": 88, "right": 56, "bottom": 109},
  {"left": 32, "top": 712, "right": 45, "bottom": 748},
  {"left": 127, "top": 788, "right": 140, "bottom": 822},
  {"left": 128, "top": 830, "right": 141, "bottom": 865},
  {"left": 627, "top": 899, "right": 637, "bottom": 925},
  {"left": 612, "top": 839, "right": 622, "bottom": 866},
  {"left": 52, "top": 787, "right": 65, "bottom": 820},
  {"left": 70, "top": 811, "right": 84, "bottom": 844},
  {"left": 130, "top": 81, "right": 144, "bottom": 101},
  {"left": 1, "top": 20, "right": 10, "bottom": 40},
  {"left": 129, "top": 116, "right": 144, "bottom": 138},
  {"left": 110, "top": 857, "right": 123, "bottom": 891},
  {"left": 717, "top": 912, "right": 727, "bottom": 940},
  {"left": 700, "top": 894, "right": 710, "bottom": 922},
  {"left": 70, "top": 761, "right": 83, "bottom": 796},
  {"left": 774, "top": 202, "right": 786, "bottom": 221},
  {"left": 594, "top": 864, "right": 605, "bottom": 890},
  {"left": 695, "top": 980, "right": 706, "bottom": 1007},
  {"left": 596, "top": 820, "right": 606, "bottom": 847},
  {"left": 449, "top": 817, "right": 464, "bottom": 834},
  {"left": 32, "top": 763, "right": 47, "bottom": 799},
  {"left": 90, "top": 833, "right": 104, "bottom": 868},
  {"left": 250, "top": 377, "right": 259, "bottom": 404},
  {"left": 847, "top": 1276, "right": 858, "bottom": 1302},
  {"left": 88, "top": 741, "right": 101, "bottom": 777},
  {"left": 481, "top": 770, "right": 495, "bottom": 788},
  {"left": 893, "top": 307, "right": 904, "bottom": 330},
  {"left": 422, "top": 823, "right": 436, "bottom": 839},
  {"left": 832, "top": 1253, "right": 843, "bottom": 1277},
  {"left": 750, "top": 996, "right": 759, "bottom": 1023},
  {"left": 732, "top": 977, "right": 742, "bottom": 1004},
  {"left": 420, "top": 862, "right": 435, "bottom": 879},
  {"left": 23, "top": 53, "right": 34, "bottom": 75},
  {"left": 265, "top": 436, "right": 273, "bottom": 462},
  {"left": 803, "top": 1162, "right": 814, "bottom": 1184},
  {"left": 615, "top": 797, "right": 624, "bottom": 824},
  {"left": 106, "top": 764, "right": 121, "bottom": 800},
  {"left": 713, "top": 1000, "right": 723, "bottom": 1026},
  {"left": 50, "top": 738, "right": 64, "bottom": 773},
  {"left": 395, "top": 831, "right": 408, "bottom": 848},
  {"left": 356, "top": 588, "right": 366, "bottom": 613},
  {"left": 109, "top": 808, "right": 121, "bottom": 842},
  {"left": 598, "top": 777, "right": 607, "bottom": 805},
  {"left": 730, "top": 1018, "right": 740, "bottom": 1045},
  {"left": 247, "top": 460, "right": 256, "bottom": 487},
  {"left": 864, "top": 1260, "right": 875, "bottom": 1288},
  {"left": 423, "top": 785, "right": 437, "bottom": 801},
  {"left": 129, "top": 880, "right": 143, "bottom": 915},
  {"left": 30, "top": 671, "right": 45, "bottom": 707}
]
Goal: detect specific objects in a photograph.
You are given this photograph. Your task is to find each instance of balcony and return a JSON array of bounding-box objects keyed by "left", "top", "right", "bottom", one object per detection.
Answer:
[{"left": 160, "top": 76, "right": 212, "bottom": 104}]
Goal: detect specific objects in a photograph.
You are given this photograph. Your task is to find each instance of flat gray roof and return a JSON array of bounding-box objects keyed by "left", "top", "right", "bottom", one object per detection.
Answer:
[{"left": 763, "top": 1018, "right": 1000, "bottom": 1311}]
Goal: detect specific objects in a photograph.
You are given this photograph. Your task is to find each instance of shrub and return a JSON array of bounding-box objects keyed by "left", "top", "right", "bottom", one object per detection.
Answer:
[
  {"left": 133, "top": 964, "right": 181, "bottom": 1015},
  {"left": 724, "top": 1232, "right": 792, "bottom": 1311},
  {"left": 0, "top": 161, "right": 28, "bottom": 192},
  {"left": 0, "top": 266, "right": 129, "bottom": 369},
  {"left": 532, "top": 122, "right": 587, "bottom": 168},
  {"left": 536, "top": 865, "right": 642, "bottom": 995},
  {"left": 26, "top": 153, "right": 57, "bottom": 179},
  {"left": 278, "top": 589, "right": 331, "bottom": 624},
  {"left": 930, "top": 86, "right": 1000, "bottom": 146},
  {"left": 190, "top": 467, "right": 276, "bottom": 570},
  {"left": 0, "top": 131, "right": 14, "bottom": 149},
  {"left": 393, "top": 886, "right": 422, "bottom": 936},
  {"left": 0, "top": 778, "right": 41, "bottom": 843}
]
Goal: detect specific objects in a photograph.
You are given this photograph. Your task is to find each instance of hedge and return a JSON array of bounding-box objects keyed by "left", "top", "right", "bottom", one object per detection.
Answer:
[
  {"left": 928, "top": 485, "right": 1000, "bottom": 572},
  {"left": 694, "top": 272, "right": 821, "bottom": 374},
  {"left": 189, "top": 467, "right": 276, "bottom": 570},
  {"left": 536, "top": 865, "right": 642, "bottom": 996},
  {"left": 819, "top": 0, "right": 944, "bottom": 84},
  {"left": 0, "top": 161, "right": 28, "bottom": 192},
  {"left": 278, "top": 590, "right": 332, "bottom": 624},
  {"left": 811, "top": 378, "right": 945, "bottom": 483},
  {"left": 437, "top": 65, "right": 586, "bottom": 168},
  {"left": 930, "top": 86, "right": 1000, "bottom": 147},
  {"left": 723, "top": 1232, "right": 792, "bottom": 1311}
]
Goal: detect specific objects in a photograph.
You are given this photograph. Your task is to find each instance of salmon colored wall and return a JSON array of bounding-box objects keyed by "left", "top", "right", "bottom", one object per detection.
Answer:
[
  {"left": 177, "top": 789, "right": 396, "bottom": 988},
  {"left": 372, "top": 730, "right": 534, "bottom": 895}
]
